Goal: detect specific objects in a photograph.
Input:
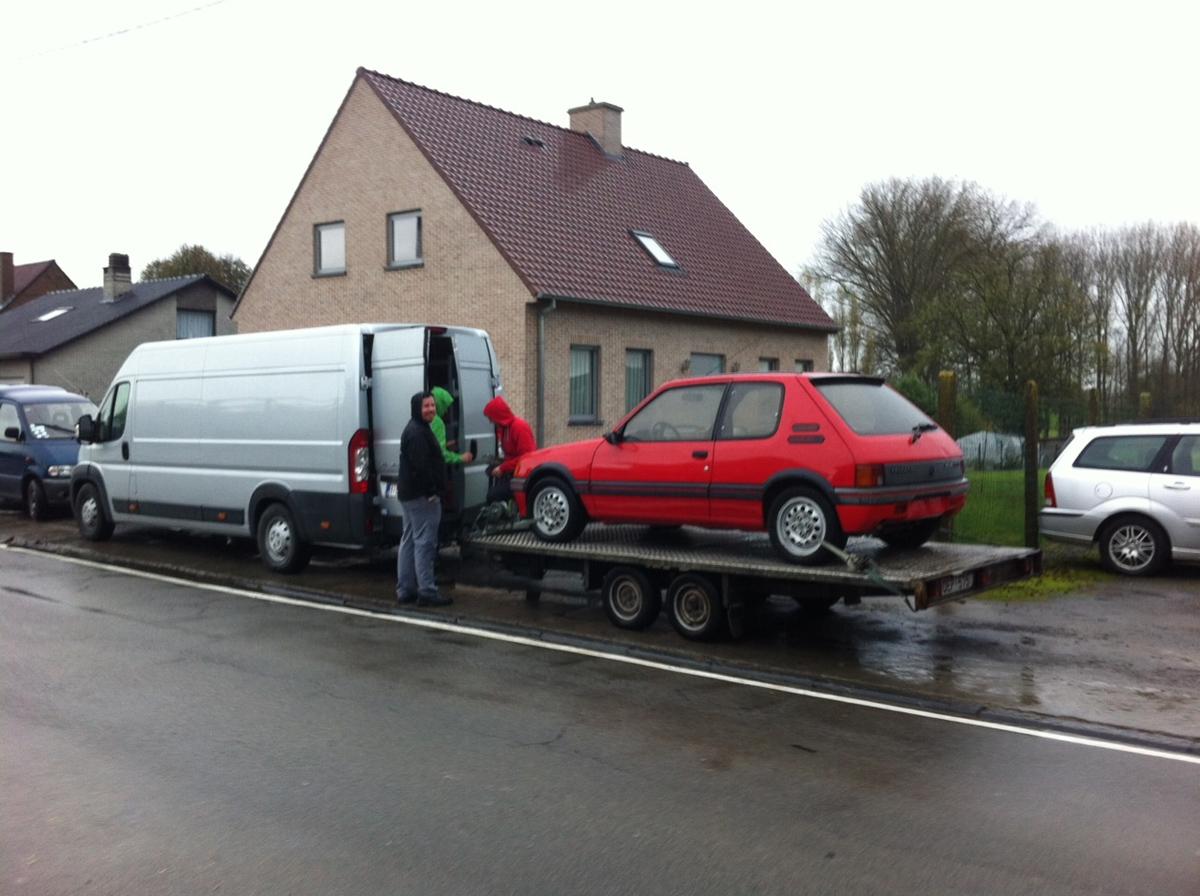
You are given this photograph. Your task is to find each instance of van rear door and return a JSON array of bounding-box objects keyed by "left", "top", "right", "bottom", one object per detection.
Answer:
[
  {"left": 369, "top": 327, "right": 425, "bottom": 530},
  {"left": 450, "top": 330, "right": 500, "bottom": 513}
]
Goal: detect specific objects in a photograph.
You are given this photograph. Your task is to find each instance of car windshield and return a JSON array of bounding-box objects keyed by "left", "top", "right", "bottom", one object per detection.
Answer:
[
  {"left": 23, "top": 400, "right": 97, "bottom": 439},
  {"left": 814, "top": 381, "right": 935, "bottom": 436}
]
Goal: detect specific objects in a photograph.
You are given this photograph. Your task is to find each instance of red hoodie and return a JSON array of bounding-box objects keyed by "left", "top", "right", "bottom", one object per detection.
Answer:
[{"left": 483, "top": 395, "right": 536, "bottom": 475}]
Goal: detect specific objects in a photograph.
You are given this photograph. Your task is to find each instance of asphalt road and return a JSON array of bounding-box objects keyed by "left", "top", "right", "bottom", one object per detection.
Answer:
[{"left": 3, "top": 548, "right": 1198, "bottom": 895}]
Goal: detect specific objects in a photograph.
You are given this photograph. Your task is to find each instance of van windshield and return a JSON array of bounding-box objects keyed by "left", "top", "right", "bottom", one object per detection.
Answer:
[
  {"left": 23, "top": 400, "right": 98, "bottom": 439},
  {"left": 814, "top": 381, "right": 935, "bottom": 436}
]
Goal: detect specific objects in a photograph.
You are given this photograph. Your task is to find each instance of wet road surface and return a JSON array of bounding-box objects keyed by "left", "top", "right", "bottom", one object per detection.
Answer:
[
  {"left": 3, "top": 509, "right": 1200, "bottom": 742},
  {"left": 3, "top": 548, "right": 1198, "bottom": 895}
]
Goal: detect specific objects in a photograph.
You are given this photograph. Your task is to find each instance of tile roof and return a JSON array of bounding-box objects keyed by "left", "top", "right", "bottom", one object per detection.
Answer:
[
  {"left": 0, "top": 275, "right": 230, "bottom": 358},
  {"left": 361, "top": 70, "right": 835, "bottom": 332},
  {"left": 11, "top": 261, "right": 53, "bottom": 298}
]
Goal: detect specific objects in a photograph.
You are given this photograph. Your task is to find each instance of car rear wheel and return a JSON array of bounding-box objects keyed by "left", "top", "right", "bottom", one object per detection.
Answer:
[
  {"left": 75, "top": 482, "right": 114, "bottom": 541},
  {"left": 666, "top": 572, "right": 726, "bottom": 640},
  {"left": 878, "top": 516, "right": 942, "bottom": 550},
  {"left": 529, "top": 476, "right": 586, "bottom": 542},
  {"left": 1098, "top": 516, "right": 1168, "bottom": 576},
  {"left": 257, "top": 503, "right": 312, "bottom": 574},
  {"left": 25, "top": 478, "right": 49, "bottom": 521},
  {"left": 602, "top": 566, "right": 661, "bottom": 630},
  {"left": 768, "top": 487, "right": 846, "bottom": 565}
]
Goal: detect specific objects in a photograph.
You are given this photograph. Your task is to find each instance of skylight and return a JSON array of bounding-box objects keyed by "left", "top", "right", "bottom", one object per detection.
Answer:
[
  {"left": 36, "top": 307, "right": 73, "bottom": 322},
  {"left": 631, "top": 230, "right": 679, "bottom": 268}
]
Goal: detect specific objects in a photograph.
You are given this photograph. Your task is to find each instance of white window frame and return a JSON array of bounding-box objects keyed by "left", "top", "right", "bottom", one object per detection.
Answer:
[{"left": 631, "top": 230, "right": 679, "bottom": 268}]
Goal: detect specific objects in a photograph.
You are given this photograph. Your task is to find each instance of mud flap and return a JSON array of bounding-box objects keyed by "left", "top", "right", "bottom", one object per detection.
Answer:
[{"left": 723, "top": 574, "right": 745, "bottom": 638}]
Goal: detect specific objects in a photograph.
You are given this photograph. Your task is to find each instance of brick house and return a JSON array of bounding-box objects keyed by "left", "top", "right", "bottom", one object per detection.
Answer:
[
  {"left": 0, "top": 253, "right": 236, "bottom": 400},
  {"left": 1, "top": 252, "right": 77, "bottom": 312},
  {"left": 233, "top": 68, "right": 835, "bottom": 445}
]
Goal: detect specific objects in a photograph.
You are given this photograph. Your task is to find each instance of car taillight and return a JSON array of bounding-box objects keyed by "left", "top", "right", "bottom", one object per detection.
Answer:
[
  {"left": 855, "top": 464, "right": 885, "bottom": 488},
  {"left": 1043, "top": 471, "right": 1056, "bottom": 508},
  {"left": 349, "top": 429, "right": 370, "bottom": 495}
]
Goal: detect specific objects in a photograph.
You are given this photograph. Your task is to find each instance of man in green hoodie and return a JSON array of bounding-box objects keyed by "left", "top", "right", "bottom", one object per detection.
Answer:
[{"left": 430, "top": 386, "right": 474, "bottom": 467}]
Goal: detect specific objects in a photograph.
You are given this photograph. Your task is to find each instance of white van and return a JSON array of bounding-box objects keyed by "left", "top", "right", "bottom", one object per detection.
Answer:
[{"left": 71, "top": 323, "right": 501, "bottom": 572}]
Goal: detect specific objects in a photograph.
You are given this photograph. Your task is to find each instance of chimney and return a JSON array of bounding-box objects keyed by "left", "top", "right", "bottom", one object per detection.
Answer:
[
  {"left": 568, "top": 99, "right": 624, "bottom": 157},
  {"left": 1, "top": 252, "right": 13, "bottom": 302},
  {"left": 103, "top": 253, "right": 132, "bottom": 300}
]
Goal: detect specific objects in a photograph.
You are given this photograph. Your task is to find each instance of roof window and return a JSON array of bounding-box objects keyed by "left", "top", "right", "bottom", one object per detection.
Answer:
[
  {"left": 631, "top": 230, "right": 679, "bottom": 268},
  {"left": 36, "top": 307, "right": 73, "bottom": 322}
]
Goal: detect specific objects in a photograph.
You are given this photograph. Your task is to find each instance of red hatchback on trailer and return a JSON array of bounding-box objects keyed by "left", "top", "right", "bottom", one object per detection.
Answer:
[{"left": 511, "top": 373, "right": 968, "bottom": 564}]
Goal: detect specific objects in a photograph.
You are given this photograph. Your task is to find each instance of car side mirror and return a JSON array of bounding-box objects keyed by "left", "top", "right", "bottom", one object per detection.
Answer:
[
  {"left": 3, "top": 426, "right": 20, "bottom": 442},
  {"left": 603, "top": 430, "right": 623, "bottom": 445},
  {"left": 76, "top": 414, "right": 97, "bottom": 443}
]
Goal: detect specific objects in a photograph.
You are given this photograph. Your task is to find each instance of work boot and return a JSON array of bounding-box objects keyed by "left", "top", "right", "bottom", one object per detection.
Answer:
[{"left": 417, "top": 594, "right": 453, "bottom": 607}]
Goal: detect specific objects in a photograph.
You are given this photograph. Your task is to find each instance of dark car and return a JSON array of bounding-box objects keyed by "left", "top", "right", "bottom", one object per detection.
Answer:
[
  {"left": 0, "top": 384, "right": 97, "bottom": 520},
  {"left": 513, "top": 373, "right": 968, "bottom": 564}
]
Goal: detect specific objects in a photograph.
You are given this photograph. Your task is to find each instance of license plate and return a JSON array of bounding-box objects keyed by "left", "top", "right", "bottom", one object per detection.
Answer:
[{"left": 940, "top": 572, "right": 975, "bottom": 597}]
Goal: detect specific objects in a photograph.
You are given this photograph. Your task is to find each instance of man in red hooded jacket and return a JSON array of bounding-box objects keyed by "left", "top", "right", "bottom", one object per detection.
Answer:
[{"left": 483, "top": 395, "right": 536, "bottom": 503}]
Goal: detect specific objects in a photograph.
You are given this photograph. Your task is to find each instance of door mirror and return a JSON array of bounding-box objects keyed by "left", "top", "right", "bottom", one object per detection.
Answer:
[
  {"left": 3, "top": 426, "right": 20, "bottom": 442},
  {"left": 603, "top": 430, "right": 623, "bottom": 445},
  {"left": 76, "top": 414, "right": 97, "bottom": 443}
]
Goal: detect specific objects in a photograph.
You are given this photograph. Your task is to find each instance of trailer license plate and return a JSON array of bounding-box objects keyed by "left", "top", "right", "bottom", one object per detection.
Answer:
[{"left": 941, "top": 572, "right": 974, "bottom": 597}]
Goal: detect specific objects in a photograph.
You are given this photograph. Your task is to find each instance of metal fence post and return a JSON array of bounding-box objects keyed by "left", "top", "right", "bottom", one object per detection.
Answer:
[{"left": 1024, "top": 380, "right": 1040, "bottom": 548}]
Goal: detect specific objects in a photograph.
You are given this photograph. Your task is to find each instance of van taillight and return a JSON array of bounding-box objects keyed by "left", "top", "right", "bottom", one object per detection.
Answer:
[
  {"left": 855, "top": 464, "right": 885, "bottom": 488},
  {"left": 349, "top": 429, "right": 370, "bottom": 494},
  {"left": 1043, "top": 471, "right": 1056, "bottom": 508}
]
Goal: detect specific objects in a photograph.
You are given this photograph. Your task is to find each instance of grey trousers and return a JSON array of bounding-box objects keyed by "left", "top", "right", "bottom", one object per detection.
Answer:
[{"left": 396, "top": 495, "right": 442, "bottom": 600}]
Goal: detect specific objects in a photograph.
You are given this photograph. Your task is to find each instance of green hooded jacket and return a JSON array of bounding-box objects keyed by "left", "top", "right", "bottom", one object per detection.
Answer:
[{"left": 430, "top": 386, "right": 465, "bottom": 465}]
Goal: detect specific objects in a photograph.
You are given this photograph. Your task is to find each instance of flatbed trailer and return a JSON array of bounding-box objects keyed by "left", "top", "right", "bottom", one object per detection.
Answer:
[{"left": 466, "top": 525, "right": 1042, "bottom": 641}]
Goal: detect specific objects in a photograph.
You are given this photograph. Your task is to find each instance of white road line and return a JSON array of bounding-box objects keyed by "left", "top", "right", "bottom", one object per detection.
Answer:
[{"left": 5, "top": 543, "right": 1198, "bottom": 766}]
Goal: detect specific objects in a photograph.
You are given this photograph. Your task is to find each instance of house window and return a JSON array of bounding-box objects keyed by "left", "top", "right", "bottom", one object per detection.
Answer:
[
  {"left": 569, "top": 345, "right": 599, "bottom": 423},
  {"left": 689, "top": 352, "right": 725, "bottom": 377},
  {"left": 795, "top": 358, "right": 814, "bottom": 372},
  {"left": 177, "top": 310, "right": 215, "bottom": 339},
  {"left": 758, "top": 357, "right": 779, "bottom": 372},
  {"left": 388, "top": 211, "right": 422, "bottom": 268},
  {"left": 631, "top": 230, "right": 679, "bottom": 268},
  {"left": 625, "top": 349, "right": 652, "bottom": 412},
  {"left": 314, "top": 221, "right": 346, "bottom": 275}
]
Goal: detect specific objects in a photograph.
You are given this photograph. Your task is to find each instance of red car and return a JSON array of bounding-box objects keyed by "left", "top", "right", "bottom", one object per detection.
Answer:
[{"left": 512, "top": 373, "right": 968, "bottom": 563}]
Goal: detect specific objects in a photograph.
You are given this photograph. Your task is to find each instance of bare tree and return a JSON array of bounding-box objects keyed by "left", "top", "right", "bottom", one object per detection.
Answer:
[{"left": 1112, "top": 224, "right": 1163, "bottom": 411}]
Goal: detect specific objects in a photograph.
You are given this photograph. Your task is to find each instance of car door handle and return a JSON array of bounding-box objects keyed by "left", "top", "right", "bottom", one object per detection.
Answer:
[
  {"left": 692, "top": 450, "right": 709, "bottom": 459},
  {"left": 121, "top": 441, "right": 129, "bottom": 460},
  {"left": 1164, "top": 482, "right": 1190, "bottom": 490}
]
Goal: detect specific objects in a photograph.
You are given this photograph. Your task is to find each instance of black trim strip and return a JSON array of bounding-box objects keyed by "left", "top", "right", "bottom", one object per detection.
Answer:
[
  {"left": 589, "top": 482, "right": 709, "bottom": 499},
  {"left": 791, "top": 423, "right": 821, "bottom": 432},
  {"left": 788, "top": 435, "right": 826, "bottom": 444},
  {"left": 836, "top": 480, "right": 970, "bottom": 505}
]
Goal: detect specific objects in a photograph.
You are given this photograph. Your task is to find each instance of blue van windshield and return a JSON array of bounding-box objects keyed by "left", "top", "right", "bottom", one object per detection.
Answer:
[{"left": 23, "top": 400, "right": 97, "bottom": 439}]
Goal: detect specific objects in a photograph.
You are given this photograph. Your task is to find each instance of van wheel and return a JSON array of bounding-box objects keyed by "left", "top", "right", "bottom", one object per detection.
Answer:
[
  {"left": 529, "top": 476, "right": 586, "bottom": 542},
  {"left": 602, "top": 566, "right": 661, "bottom": 630},
  {"left": 768, "top": 487, "right": 845, "bottom": 565},
  {"left": 667, "top": 572, "right": 726, "bottom": 641},
  {"left": 257, "top": 503, "right": 312, "bottom": 574},
  {"left": 25, "top": 479, "right": 49, "bottom": 521},
  {"left": 1098, "top": 516, "right": 1167, "bottom": 577},
  {"left": 75, "top": 483, "right": 114, "bottom": 541},
  {"left": 879, "top": 516, "right": 942, "bottom": 550}
]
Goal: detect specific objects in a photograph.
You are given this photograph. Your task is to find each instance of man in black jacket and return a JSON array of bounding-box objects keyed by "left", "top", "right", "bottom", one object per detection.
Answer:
[{"left": 396, "top": 391, "right": 452, "bottom": 607}]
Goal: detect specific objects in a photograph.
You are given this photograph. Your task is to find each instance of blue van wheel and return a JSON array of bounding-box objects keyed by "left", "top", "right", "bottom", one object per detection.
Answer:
[{"left": 25, "top": 479, "right": 48, "bottom": 521}]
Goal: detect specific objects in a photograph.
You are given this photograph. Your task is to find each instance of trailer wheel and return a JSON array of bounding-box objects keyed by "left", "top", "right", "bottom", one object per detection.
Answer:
[
  {"left": 75, "top": 482, "right": 114, "bottom": 541},
  {"left": 667, "top": 572, "right": 726, "bottom": 641},
  {"left": 602, "top": 566, "right": 661, "bottom": 630},
  {"left": 529, "top": 476, "right": 586, "bottom": 542},
  {"left": 257, "top": 503, "right": 312, "bottom": 574},
  {"left": 768, "top": 487, "right": 845, "bottom": 565}
]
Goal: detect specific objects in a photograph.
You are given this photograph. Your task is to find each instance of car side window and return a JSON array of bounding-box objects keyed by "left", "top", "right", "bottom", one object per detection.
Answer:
[
  {"left": 1169, "top": 436, "right": 1198, "bottom": 477},
  {"left": 1074, "top": 435, "right": 1168, "bottom": 472},
  {"left": 623, "top": 384, "right": 725, "bottom": 442},
  {"left": 0, "top": 402, "right": 19, "bottom": 440},
  {"left": 97, "top": 383, "right": 131, "bottom": 443},
  {"left": 716, "top": 383, "right": 783, "bottom": 440}
]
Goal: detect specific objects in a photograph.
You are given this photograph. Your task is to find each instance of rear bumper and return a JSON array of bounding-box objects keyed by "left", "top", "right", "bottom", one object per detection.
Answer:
[{"left": 836, "top": 488, "right": 968, "bottom": 534}]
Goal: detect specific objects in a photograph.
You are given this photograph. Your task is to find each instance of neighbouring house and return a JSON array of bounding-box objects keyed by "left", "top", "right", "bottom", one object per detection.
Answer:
[
  {"left": 0, "top": 252, "right": 77, "bottom": 312},
  {"left": 0, "top": 253, "right": 237, "bottom": 400},
  {"left": 233, "top": 68, "right": 836, "bottom": 445}
]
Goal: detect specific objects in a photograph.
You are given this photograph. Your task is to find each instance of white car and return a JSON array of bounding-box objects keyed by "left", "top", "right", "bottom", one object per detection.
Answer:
[{"left": 1040, "top": 422, "right": 1200, "bottom": 575}]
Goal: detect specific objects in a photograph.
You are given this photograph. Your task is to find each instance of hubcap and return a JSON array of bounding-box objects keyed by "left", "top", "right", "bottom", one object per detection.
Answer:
[
  {"left": 1109, "top": 525, "right": 1155, "bottom": 572},
  {"left": 266, "top": 518, "right": 292, "bottom": 561},
  {"left": 777, "top": 497, "right": 825, "bottom": 556},
  {"left": 610, "top": 577, "right": 643, "bottom": 621},
  {"left": 533, "top": 487, "right": 569, "bottom": 536},
  {"left": 674, "top": 585, "right": 711, "bottom": 632},
  {"left": 81, "top": 495, "right": 99, "bottom": 529}
]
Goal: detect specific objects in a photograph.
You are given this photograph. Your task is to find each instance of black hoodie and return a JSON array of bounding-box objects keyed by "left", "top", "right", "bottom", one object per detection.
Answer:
[{"left": 398, "top": 391, "right": 449, "bottom": 501}]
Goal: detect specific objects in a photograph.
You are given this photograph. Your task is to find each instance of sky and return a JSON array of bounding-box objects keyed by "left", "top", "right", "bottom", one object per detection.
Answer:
[{"left": 3, "top": 0, "right": 1197, "bottom": 291}]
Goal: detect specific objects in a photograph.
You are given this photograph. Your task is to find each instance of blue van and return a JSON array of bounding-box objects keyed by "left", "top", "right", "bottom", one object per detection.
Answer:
[{"left": 0, "top": 385, "right": 97, "bottom": 520}]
